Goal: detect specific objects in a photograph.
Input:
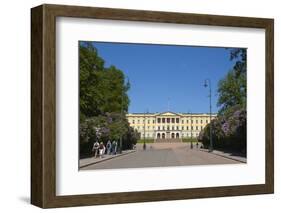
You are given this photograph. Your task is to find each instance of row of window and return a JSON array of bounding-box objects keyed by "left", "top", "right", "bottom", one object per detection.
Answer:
[
  {"left": 130, "top": 118, "right": 209, "bottom": 124},
  {"left": 135, "top": 126, "right": 203, "bottom": 131},
  {"left": 157, "top": 117, "right": 180, "bottom": 123},
  {"left": 157, "top": 118, "right": 209, "bottom": 124},
  {"left": 131, "top": 119, "right": 155, "bottom": 124},
  {"left": 156, "top": 126, "right": 203, "bottom": 130},
  {"left": 141, "top": 132, "right": 200, "bottom": 138}
]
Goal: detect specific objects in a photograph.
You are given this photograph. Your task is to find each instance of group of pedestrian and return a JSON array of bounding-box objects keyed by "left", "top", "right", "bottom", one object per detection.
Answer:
[{"left": 92, "top": 140, "right": 118, "bottom": 158}]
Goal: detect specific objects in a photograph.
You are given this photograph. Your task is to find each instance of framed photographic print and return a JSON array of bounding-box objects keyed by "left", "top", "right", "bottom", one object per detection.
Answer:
[{"left": 31, "top": 4, "right": 274, "bottom": 208}]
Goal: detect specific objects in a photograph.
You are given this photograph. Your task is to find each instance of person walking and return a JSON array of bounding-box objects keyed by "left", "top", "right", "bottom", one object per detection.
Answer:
[
  {"left": 143, "top": 143, "right": 146, "bottom": 150},
  {"left": 112, "top": 140, "right": 118, "bottom": 155},
  {"left": 115, "top": 141, "right": 118, "bottom": 154},
  {"left": 92, "top": 141, "right": 99, "bottom": 158},
  {"left": 102, "top": 142, "right": 106, "bottom": 155},
  {"left": 99, "top": 142, "right": 105, "bottom": 158},
  {"left": 112, "top": 141, "right": 116, "bottom": 155},
  {"left": 106, "top": 140, "right": 112, "bottom": 155}
]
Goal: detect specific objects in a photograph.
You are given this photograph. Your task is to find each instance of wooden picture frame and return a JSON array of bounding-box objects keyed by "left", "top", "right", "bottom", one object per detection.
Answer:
[{"left": 31, "top": 4, "right": 274, "bottom": 208}]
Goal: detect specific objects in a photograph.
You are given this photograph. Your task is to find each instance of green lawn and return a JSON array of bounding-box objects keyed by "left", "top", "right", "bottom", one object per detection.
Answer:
[
  {"left": 137, "top": 138, "right": 199, "bottom": 143},
  {"left": 137, "top": 139, "right": 154, "bottom": 143},
  {"left": 182, "top": 138, "right": 199, "bottom": 143}
]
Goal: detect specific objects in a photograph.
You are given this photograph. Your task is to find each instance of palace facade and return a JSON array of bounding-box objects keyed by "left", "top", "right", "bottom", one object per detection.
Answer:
[{"left": 126, "top": 111, "right": 216, "bottom": 141}]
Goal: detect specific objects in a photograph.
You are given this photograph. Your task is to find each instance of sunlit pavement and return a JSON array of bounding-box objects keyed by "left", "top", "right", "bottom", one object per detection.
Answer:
[{"left": 81, "top": 142, "right": 242, "bottom": 170}]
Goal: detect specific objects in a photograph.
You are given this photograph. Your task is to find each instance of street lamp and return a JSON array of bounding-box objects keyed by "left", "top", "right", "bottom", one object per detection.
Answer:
[
  {"left": 143, "top": 109, "right": 148, "bottom": 150},
  {"left": 204, "top": 79, "right": 213, "bottom": 152},
  {"left": 188, "top": 110, "right": 193, "bottom": 149}
]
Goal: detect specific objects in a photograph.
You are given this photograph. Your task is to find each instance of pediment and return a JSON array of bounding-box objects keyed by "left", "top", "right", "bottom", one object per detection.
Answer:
[{"left": 157, "top": 111, "right": 180, "bottom": 116}]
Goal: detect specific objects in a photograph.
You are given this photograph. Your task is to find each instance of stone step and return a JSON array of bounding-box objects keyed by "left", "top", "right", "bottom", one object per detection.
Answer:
[{"left": 154, "top": 138, "right": 182, "bottom": 143}]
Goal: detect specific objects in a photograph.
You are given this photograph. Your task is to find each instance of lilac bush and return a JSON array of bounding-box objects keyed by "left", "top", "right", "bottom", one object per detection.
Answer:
[
  {"left": 199, "top": 107, "right": 246, "bottom": 152},
  {"left": 80, "top": 112, "right": 139, "bottom": 156}
]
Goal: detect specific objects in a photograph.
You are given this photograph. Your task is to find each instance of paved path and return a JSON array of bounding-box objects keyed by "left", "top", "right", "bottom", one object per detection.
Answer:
[
  {"left": 80, "top": 150, "right": 136, "bottom": 168},
  {"left": 81, "top": 143, "right": 242, "bottom": 170},
  {"left": 200, "top": 149, "right": 246, "bottom": 163}
]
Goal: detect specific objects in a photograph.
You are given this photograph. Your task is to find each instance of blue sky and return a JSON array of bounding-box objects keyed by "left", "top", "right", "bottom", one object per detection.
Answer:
[{"left": 92, "top": 42, "right": 237, "bottom": 114}]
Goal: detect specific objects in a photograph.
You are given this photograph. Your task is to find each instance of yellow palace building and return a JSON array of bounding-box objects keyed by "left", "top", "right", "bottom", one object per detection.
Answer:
[{"left": 126, "top": 111, "right": 216, "bottom": 141}]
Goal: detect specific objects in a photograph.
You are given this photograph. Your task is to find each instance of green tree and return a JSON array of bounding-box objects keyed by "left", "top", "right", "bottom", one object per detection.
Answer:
[
  {"left": 217, "top": 70, "right": 246, "bottom": 114},
  {"left": 79, "top": 42, "right": 105, "bottom": 117},
  {"left": 230, "top": 48, "right": 247, "bottom": 76},
  {"left": 217, "top": 48, "right": 246, "bottom": 115},
  {"left": 79, "top": 42, "right": 130, "bottom": 118},
  {"left": 97, "top": 66, "right": 130, "bottom": 114},
  {"left": 79, "top": 41, "right": 134, "bottom": 157},
  {"left": 199, "top": 48, "right": 247, "bottom": 153}
]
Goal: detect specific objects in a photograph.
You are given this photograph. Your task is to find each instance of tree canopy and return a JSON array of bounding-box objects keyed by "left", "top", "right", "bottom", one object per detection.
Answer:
[
  {"left": 79, "top": 41, "right": 137, "bottom": 157},
  {"left": 79, "top": 42, "right": 130, "bottom": 119},
  {"left": 199, "top": 48, "right": 247, "bottom": 153},
  {"left": 217, "top": 48, "right": 246, "bottom": 115}
]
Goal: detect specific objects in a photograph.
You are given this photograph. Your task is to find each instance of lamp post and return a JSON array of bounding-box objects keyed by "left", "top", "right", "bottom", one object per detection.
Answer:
[
  {"left": 189, "top": 110, "right": 193, "bottom": 149},
  {"left": 204, "top": 79, "right": 213, "bottom": 152},
  {"left": 143, "top": 111, "right": 146, "bottom": 150},
  {"left": 143, "top": 109, "right": 148, "bottom": 150}
]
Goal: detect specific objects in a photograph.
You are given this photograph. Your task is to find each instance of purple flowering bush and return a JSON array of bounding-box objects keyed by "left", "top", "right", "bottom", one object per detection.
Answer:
[
  {"left": 80, "top": 112, "right": 139, "bottom": 156},
  {"left": 199, "top": 106, "right": 246, "bottom": 153},
  {"left": 200, "top": 48, "right": 247, "bottom": 153}
]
